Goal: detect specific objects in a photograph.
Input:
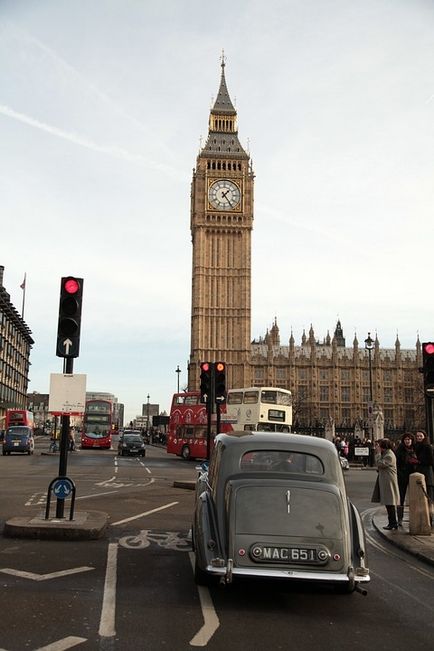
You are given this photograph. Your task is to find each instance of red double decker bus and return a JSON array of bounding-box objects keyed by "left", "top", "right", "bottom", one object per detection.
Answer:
[
  {"left": 166, "top": 392, "right": 216, "bottom": 460},
  {"left": 81, "top": 400, "right": 112, "bottom": 449},
  {"left": 5, "top": 409, "right": 34, "bottom": 430}
]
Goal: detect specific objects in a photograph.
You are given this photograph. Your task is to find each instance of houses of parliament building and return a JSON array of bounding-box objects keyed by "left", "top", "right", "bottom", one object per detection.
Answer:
[{"left": 188, "top": 57, "right": 424, "bottom": 436}]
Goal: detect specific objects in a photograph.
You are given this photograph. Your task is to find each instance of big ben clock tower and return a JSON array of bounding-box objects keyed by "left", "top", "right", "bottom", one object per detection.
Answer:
[{"left": 188, "top": 57, "right": 254, "bottom": 391}]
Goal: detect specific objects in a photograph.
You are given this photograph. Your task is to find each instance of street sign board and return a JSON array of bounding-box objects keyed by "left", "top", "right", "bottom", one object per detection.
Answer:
[
  {"left": 52, "top": 477, "right": 74, "bottom": 500},
  {"left": 354, "top": 447, "right": 370, "bottom": 456},
  {"left": 48, "top": 373, "right": 87, "bottom": 415}
]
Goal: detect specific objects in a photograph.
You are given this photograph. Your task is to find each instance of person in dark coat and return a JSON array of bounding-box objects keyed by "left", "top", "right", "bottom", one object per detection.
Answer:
[
  {"left": 414, "top": 429, "right": 434, "bottom": 501},
  {"left": 375, "top": 438, "right": 400, "bottom": 530},
  {"left": 395, "top": 433, "right": 419, "bottom": 526}
]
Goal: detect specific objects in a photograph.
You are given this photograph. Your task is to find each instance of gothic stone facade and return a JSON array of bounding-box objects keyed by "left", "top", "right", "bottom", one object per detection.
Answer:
[{"left": 251, "top": 320, "right": 424, "bottom": 434}]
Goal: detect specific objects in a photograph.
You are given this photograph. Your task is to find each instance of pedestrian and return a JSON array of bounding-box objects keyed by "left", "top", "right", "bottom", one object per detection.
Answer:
[
  {"left": 373, "top": 438, "right": 400, "bottom": 530},
  {"left": 68, "top": 427, "right": 75, "bottom": 451},
  {"left": 395, "top": 433, "right": 419, "bottom": 526},
  {"left": 414, "top": 429, "right": 434, "bottom": 501}
]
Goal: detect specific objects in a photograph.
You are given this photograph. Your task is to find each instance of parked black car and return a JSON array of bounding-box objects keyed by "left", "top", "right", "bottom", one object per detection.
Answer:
[
  {"left": 118, "top": 433, "right": 146, "bottom": 457},
  {"left": 192, "top": 431, "right": 369, "bottom": 593}
]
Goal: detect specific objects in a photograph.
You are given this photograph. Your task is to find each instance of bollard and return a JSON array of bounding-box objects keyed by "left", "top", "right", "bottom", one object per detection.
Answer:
[{"left": 408, "top": 472, "right": 431, "bottom": 536}]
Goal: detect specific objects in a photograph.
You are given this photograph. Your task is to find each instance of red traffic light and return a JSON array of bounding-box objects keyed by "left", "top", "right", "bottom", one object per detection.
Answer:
[
  {"left": 215, "top": 362, "right": 225, "bottom": 372},
  {"left": 201, "top": 362, "right": 210, "bottom": 372},
  {"left": 424, "top": 343, "right": 434, "bottom": 356},
  {"left": 64, "top": 277, "right": 80, "bottom": 294}
]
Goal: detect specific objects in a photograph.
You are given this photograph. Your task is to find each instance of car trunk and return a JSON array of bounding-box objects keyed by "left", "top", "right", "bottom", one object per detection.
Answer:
[{"left": 225, "top": 478, "right": 348, "bottom": 574}]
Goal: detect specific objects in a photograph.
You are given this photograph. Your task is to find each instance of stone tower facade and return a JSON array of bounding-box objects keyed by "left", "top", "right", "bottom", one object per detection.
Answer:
[{"left": 188, "top": 59, "right": 254, "bottom": 391}]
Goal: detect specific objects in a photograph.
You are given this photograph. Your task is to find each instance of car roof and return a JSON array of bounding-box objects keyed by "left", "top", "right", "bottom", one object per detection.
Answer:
[{"left": 216, "top": 431, "right": 335, "bottom": 453}]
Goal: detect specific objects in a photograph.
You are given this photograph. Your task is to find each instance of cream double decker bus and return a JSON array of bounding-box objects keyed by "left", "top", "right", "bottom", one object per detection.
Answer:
[{"left": 225, "top": 387, "right": 292, "bottom": 432}]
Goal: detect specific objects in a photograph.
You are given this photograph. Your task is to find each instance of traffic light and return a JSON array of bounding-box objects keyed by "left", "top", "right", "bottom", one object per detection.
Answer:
[
  {"left": 56, "top": 276, "right": 84, "bottom": 358},
  {"left": 214, "top": 361, "right": 226, "bottom": 403},
  {"left": 200, "top": 362, "right": 213, "bottom": 404},
  {"left": 422, "top": 342, "right": 434, "bottom": 396}
]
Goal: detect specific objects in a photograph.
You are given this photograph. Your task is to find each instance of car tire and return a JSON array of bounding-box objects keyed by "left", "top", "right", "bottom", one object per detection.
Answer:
[
  {"left": 181, "top": 445, "right": 191, "bottom": 460},
  {"left": 2, "top": 450, "right": 5, "bottom": 456},
  {"left": 194, "top": 553, "right": 212, "bottom": 586}
]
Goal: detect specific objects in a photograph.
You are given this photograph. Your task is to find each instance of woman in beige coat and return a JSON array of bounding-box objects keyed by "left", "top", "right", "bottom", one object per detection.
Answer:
[{"left": 375, "top": 438, "right": 400, "bottom": 530}]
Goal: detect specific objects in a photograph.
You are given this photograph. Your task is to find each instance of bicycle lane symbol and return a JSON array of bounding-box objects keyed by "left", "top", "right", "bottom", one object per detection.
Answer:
[{"left": 118, "top": 530, "right": 192, "bottom": 551}]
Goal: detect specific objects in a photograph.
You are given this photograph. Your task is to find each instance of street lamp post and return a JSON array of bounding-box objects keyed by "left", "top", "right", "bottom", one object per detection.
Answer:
[
  {"left": 176, "top": 365, "right": 181, "bottom": 393},
  {"left": 364, "top": 333, "right": 375, "bottom": 461},
  {"left": 146, "top": 394, "right": 150, "bottom": 440}
]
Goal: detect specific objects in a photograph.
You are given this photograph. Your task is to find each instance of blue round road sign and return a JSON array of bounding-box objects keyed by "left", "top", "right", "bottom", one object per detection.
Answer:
[{"left": 53, "top": 478, "right": 74, "bottom": 500}]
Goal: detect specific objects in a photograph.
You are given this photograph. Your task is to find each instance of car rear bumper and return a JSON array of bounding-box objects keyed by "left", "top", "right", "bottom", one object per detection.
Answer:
[{"left": 204, "top": 563, "right": 370, "bottom": 584}]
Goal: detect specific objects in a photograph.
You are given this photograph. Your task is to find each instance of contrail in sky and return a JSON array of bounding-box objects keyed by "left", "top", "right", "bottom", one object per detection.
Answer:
[{"left": 0, "top": 103, "right": 178, "bottom": 177}]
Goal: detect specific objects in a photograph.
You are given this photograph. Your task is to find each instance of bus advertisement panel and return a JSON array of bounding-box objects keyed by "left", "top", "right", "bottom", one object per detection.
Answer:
[
  {"left": 226, "top": 387, "right": 292, "bottom": 432},
  {"left": 81, "top": 400, "right": 112, "bottom": 449},
  {"left": 166, "top": 392, "right": 225, "bottom": 460}
]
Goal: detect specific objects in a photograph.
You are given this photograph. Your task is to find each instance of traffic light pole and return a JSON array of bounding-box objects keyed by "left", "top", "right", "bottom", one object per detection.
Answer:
[
  {"left": 425, "top": 395, "right": 434, "bottom": 444},
  {"left": 206, "top": 396, "right": 212, "bottom": 461},
  {"left": 56, "top": 357, "right": 73, "bottom": 518}
]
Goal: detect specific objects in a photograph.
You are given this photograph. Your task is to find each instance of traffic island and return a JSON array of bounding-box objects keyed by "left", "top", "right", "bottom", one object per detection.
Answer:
[{"left": 3, "top": 510, "right": 109, "bottom": 540}]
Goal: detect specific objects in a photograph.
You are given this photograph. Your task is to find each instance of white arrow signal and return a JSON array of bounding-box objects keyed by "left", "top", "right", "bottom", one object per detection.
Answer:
[{"left": 62, "top": 339, "right": 73, "bottom": 354}]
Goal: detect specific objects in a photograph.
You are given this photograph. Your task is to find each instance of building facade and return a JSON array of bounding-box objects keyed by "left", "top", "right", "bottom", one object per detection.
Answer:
[
  {"left": 188, "top": 57, "right": 254, "bottom": 392},
  {"left": 251, "top": 320, "right": 424, "bottom": 435},
  {"left": 188, "top": 61, "right": 424, "bottom": 435},
  {"left": 0, "top": 266, "right": 33, "bottom": 428}
]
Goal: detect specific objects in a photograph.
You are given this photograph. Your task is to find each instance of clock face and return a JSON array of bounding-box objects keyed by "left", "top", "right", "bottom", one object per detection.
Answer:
[{"left": 208, "top": 180, "right": 241, "bottom": 210}]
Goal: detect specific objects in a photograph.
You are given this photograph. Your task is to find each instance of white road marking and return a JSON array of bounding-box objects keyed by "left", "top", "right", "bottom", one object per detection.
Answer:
[
  {"left": 188, "top": 552, "right": 220, "bottom": 647},
  {"left": 95, "top": 476, "right": 154, "bottom": 489},
  {"left": 25, "top": 492, "right": 46, "bottom": 506},
  {"left": 111, "top": 501, "right": 179, "bottom": 526},
  {"left": 98, "top": 543, "right": 118, "bottom": 638},
  {"left": 35, "top": 636, "right": 87, "bottom": 650},
  {"left": 0, "top": 567, "right": 94, "bottom": 581},
  {"left": 76, "top": 490, "right": 119, "bottom": 500}
]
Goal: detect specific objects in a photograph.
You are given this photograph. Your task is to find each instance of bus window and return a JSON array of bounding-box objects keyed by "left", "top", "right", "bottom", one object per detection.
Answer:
[
  {"left": 184, "top": 395, "right": 200, "bottom": 405},
  {"left": 261, "top": 390, "right": 277, "bottom": 404},
  {"left": 243, "top": 424, "right": 256, "bottom": 431},
  {"left": 277, "top": 391, "right": 292, "bottom": 406},
  {"left": 227, "top": 391, "right": 243, "bottom": 404},
  {"left": 244, "top": 391, "right": 259, "bottom": 404}
]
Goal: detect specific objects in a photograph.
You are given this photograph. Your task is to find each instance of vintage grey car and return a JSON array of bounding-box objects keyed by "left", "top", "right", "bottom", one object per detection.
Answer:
[{"left": 192, "top": 431, "right": 369, "bottom": 594}]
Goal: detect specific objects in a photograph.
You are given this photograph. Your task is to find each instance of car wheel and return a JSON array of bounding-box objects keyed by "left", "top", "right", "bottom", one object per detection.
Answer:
[
  {"left": 141, "top": 452, "right": 146, "bottom": 457},
  {"left": 2, "top": 450, "right": 5, "bottom": 456},
  {"left": 194, "top": 553, "right": 212, "bottom": 586},
  {"left": 181, "top": 445, "right": 191, "bottom": 460}
]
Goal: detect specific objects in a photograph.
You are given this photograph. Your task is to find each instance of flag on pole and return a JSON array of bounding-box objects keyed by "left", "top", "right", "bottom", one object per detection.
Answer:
[{"left": 20, "top": 273, "right": 27, "bottom": 319}]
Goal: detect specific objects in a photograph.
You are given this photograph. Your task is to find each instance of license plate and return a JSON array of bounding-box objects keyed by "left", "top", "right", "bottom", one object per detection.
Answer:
[
  {"left": 250, "top": 544, "right": 327, "bottom": 564},
  {"left": 13, "top": 442, "right": 20, "bottom": 446}
]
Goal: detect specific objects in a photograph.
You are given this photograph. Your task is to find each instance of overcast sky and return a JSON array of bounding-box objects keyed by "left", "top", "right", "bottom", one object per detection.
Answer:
[{"left": 1, "top": 0, "right": 434, "bottom": 423}]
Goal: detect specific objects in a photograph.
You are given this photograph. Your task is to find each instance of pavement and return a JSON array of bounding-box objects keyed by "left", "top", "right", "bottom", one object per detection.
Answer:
[{"left": 371, "top": 508, "right": 434, "bottom": 567}]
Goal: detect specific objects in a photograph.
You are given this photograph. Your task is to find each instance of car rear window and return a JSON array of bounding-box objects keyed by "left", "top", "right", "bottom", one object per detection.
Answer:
[
  {"left": 240, "top": 450, "right": 324, "bottom": 475},
  {"left": 6, "top": 428, "right": 31, "bottom": 438}
]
